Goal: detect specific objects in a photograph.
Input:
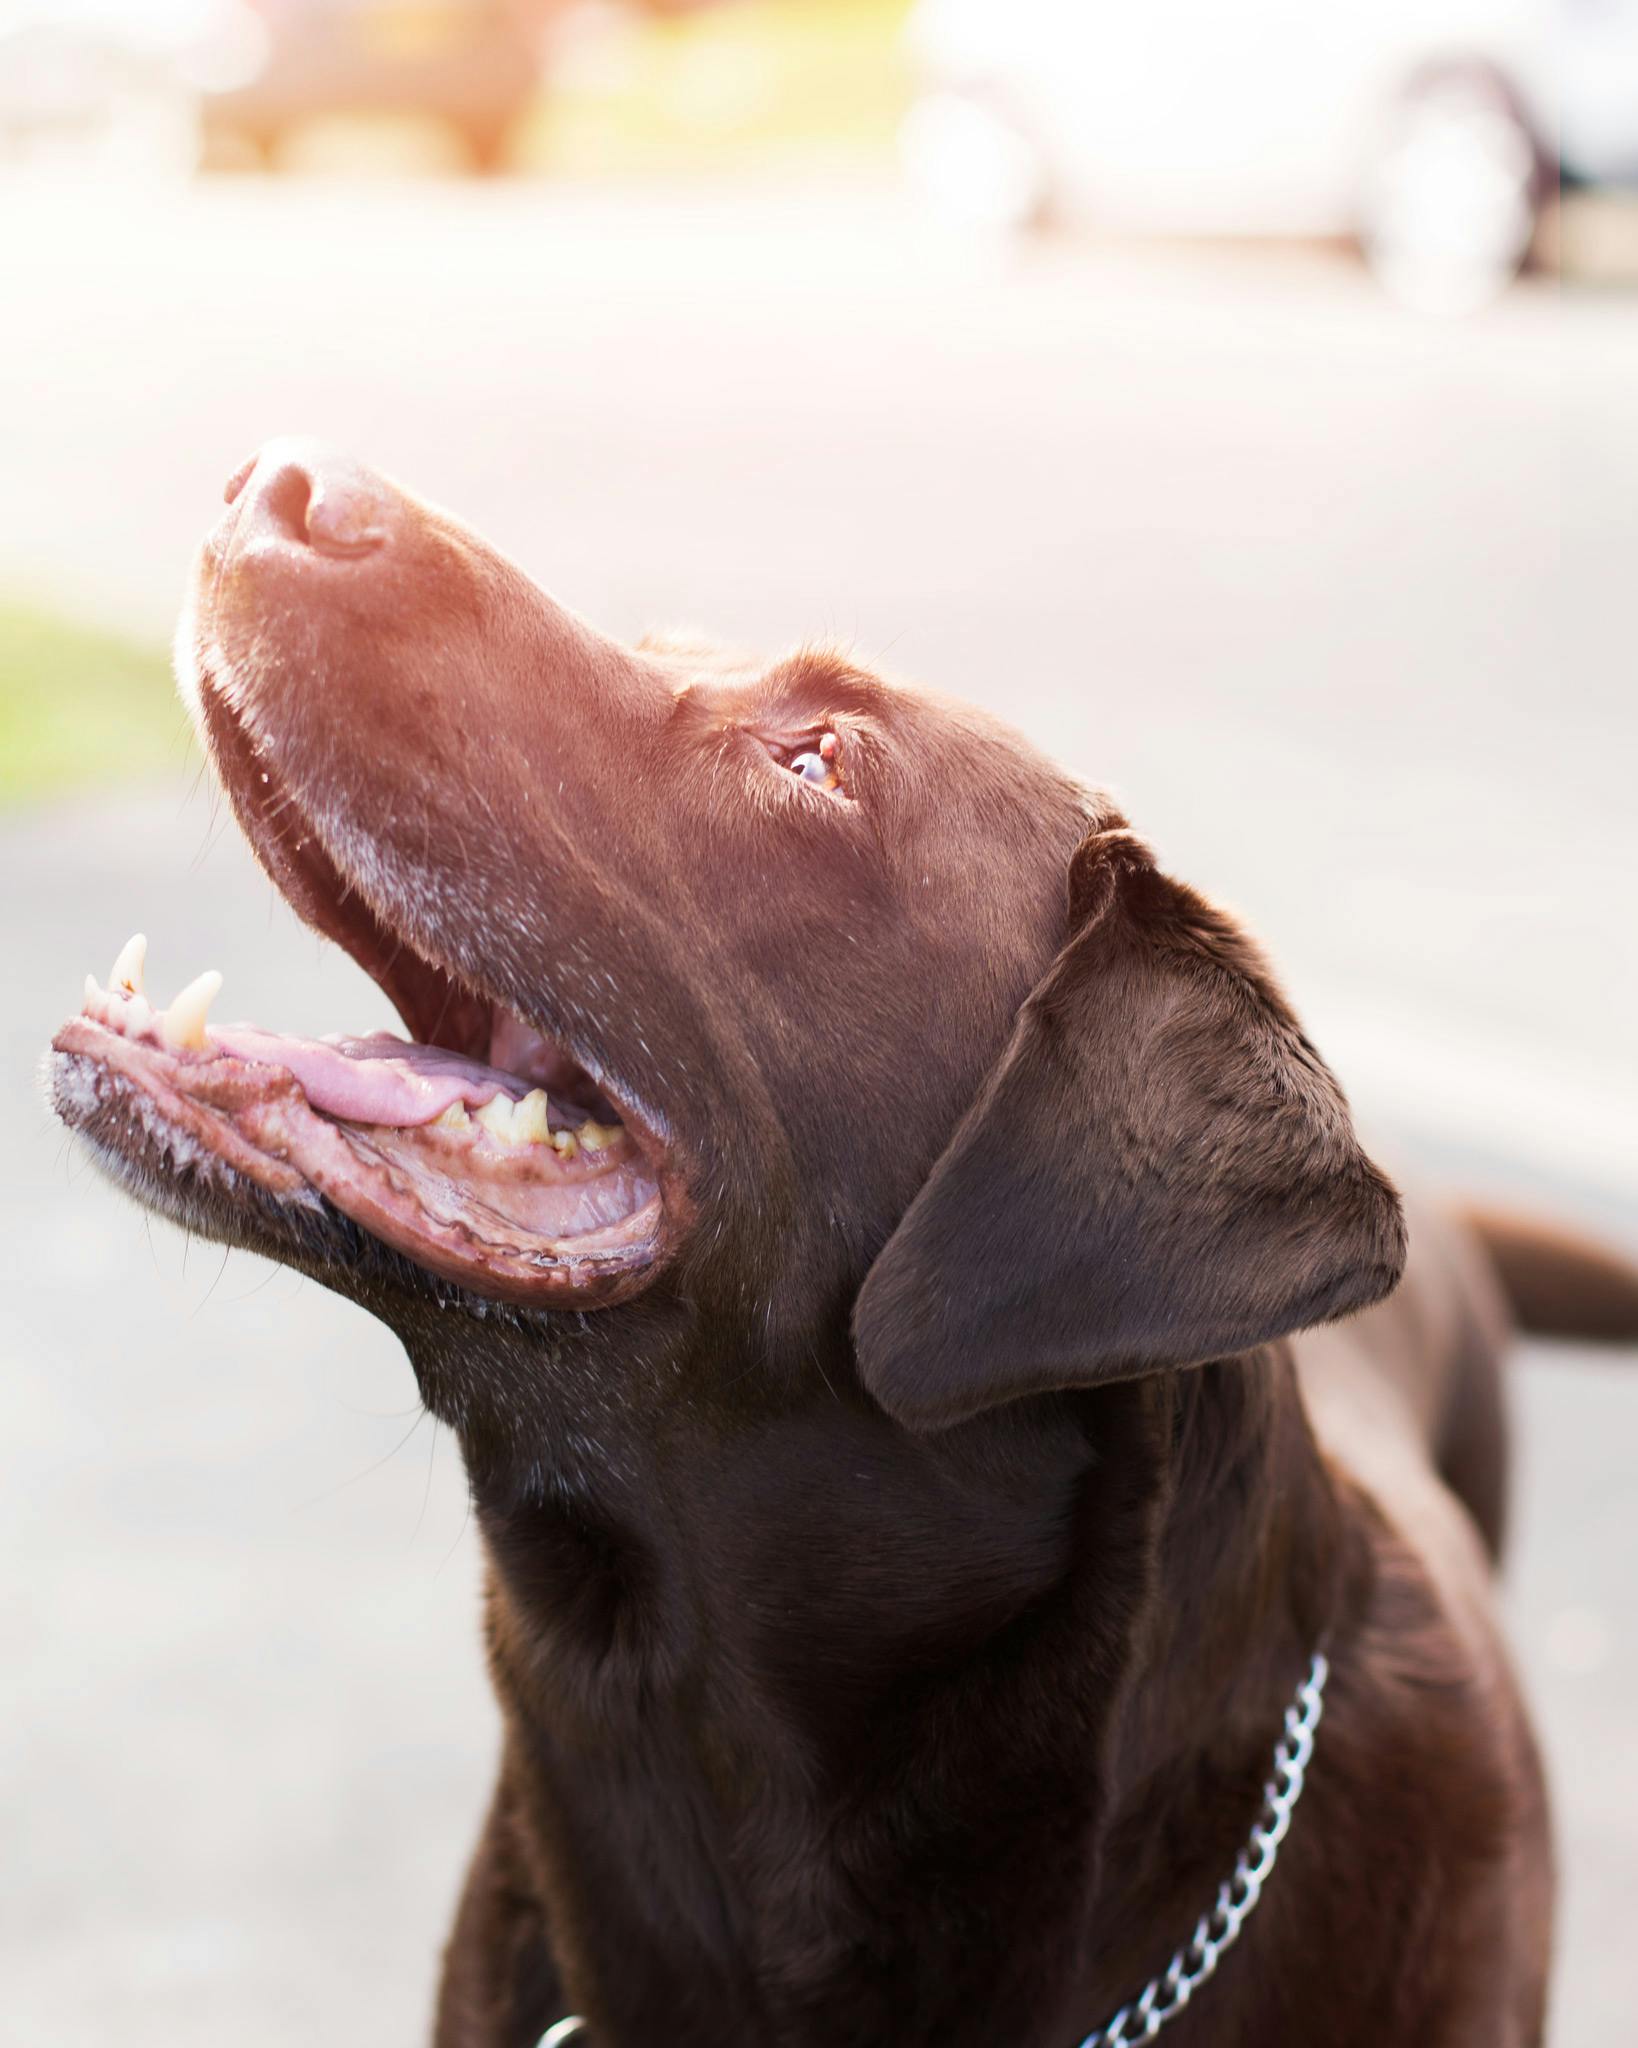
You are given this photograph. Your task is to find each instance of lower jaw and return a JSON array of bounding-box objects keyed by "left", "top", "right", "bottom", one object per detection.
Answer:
[{"left": 50, "top": 1015, "right": 666, "bottom": 1309}]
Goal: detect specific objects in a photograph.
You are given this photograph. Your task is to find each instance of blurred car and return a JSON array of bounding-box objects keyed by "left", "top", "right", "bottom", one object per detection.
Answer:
[
  {"left": 201, "top": 0, "right": 548, "bottom": 170},
  {"left": 901, "top": 0, "right": 1574, "bottom": 308}
]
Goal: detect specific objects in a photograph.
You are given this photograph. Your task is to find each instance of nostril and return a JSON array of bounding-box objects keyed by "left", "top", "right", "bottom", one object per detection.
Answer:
[
  {"left": 259, "top": 462, "right": 315, "bottom": 545},
  {"left": 304, "top": 479, "right": 389, "bottom": 557},
  {"left": 229, "top": 442, "right": 395, "bottom": 560}
]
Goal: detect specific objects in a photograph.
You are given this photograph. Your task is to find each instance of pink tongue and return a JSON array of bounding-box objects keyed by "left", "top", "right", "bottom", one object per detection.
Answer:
[{"left": 209, "top": 1027, "right": 529, "bottom": 1128}]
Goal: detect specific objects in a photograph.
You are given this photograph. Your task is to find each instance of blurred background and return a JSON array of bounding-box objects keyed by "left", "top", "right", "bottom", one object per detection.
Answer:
[{"left": 2, "top": 3, "right": 1634, "bottom": 2043}]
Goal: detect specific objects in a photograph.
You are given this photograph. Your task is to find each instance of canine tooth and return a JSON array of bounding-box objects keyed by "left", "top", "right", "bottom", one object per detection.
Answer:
[
  {"left": 160, "top": 969, "right": 222, "bottom": 1052},
  {"left": 110, "top": 932, "right": 147, "bottom": 995},
  {"left": 84, "top": 974, "right": 101, "bottom": 1010},
  {"left": 577, "top": 1117, "right": 623, "bottom": 1152},
  {"left": 434, "top": 1101, "right": 471, "bottom": 1131},
  {"left": 512, "top": 1089, "right": 551, "bottom": 1144},
  {"left": 475, "top": 1094, "right": 518, "bottom": 1143}
]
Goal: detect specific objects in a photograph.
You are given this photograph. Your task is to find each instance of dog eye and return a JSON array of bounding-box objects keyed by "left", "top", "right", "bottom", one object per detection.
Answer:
[{"left": 782, "top": 732, "right": 841, "bottom": 791}]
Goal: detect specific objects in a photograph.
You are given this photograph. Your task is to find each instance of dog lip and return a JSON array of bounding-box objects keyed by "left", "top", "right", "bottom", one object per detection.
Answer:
[{"left": 50, "top": 1012, "right": 670, "bottom": 1309}]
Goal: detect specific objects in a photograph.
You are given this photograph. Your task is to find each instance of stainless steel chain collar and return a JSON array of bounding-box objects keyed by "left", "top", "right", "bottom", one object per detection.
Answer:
[
  {"left": 1079, "top": 1648, "right": 1330, "bottom": 2045},
  {"left": 535, "top": 1649, "right": 1330, "bottom": 2048}
]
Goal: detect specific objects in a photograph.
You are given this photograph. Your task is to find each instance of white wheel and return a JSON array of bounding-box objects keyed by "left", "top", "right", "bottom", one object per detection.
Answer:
[{"left": 1360, "top": 66, "right": 1541, "bottom": 315}]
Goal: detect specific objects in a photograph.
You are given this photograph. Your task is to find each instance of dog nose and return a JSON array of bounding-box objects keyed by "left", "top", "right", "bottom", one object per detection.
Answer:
[{"left": 228, "top": 439, "right": 394, "bottom": 558}]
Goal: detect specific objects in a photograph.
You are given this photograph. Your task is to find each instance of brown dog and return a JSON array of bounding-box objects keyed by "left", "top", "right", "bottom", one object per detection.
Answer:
[{"left": 50, "top": 442, "right": 1638, "bottom": 2047}]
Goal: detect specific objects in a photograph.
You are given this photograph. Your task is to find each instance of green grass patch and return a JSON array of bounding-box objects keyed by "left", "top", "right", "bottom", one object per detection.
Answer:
[{"left": 0, "top": 602, "right": 189, "bottom": 806}]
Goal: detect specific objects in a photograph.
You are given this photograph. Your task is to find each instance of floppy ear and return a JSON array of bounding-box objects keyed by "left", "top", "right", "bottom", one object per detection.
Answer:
[{"left": 853, "top": 826, "right": 1406, "bottom": 1429}]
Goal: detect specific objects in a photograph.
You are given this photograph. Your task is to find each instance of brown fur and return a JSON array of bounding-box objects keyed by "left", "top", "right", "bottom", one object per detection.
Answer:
[
  {"left": 1461, "top": 1206, "right": 1638, "bottom": 1344},
  {"left": 55, "top": 445, "right": 1638, "bottom": 2046}
]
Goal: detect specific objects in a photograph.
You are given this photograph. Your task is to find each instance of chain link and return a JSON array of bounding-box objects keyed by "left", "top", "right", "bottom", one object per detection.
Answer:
[
  {"left": 1079, "top": 1650, "right": 1330, "bottom": 2048},
  {"left": 536, "top": 1650, "right": 1329, "bottom": 2048}
]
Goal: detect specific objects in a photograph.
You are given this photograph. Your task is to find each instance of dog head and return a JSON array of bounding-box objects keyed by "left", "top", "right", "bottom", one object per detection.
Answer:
[{"left": 51, "top": 442, "right": 1403, "bottom": 1473}]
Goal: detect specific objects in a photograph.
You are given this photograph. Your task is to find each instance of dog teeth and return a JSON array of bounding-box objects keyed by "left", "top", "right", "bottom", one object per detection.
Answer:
[
  {"left": 474, "top": 1094, "right": 519, "bottom": 1142},
  {"left": 76, "top": 948, "right": 628, "bottom": 1154},
  {"left": 474, "top": 1090, "right": 554, "bottom": 1147},
  {"left": 110, "top": 932, "right": 147, "bottom": 996},
  {"left": 466, "top": 1089, "right": 612, "bottom": 1153},
  {"left": 80, "top": 937, "right": 163, "bottom": 1042},
  {"left": 512, "top": 1089, "right": 551, "bottom": 1144},
  {"left": 160, "top": 969, "right": 223, "bottom": 1052},
  {"left": 82, "top": 955, "right": 159, "bottom": 1040}
]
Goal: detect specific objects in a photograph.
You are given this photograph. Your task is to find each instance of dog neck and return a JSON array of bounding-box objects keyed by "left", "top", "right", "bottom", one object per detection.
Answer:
[{"left": 459, "top": 1341, "right": 1350, "bottom": 2045}]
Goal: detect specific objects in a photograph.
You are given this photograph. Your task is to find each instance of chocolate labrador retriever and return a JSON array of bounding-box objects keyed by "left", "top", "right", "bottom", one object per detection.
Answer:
[{"left": 49, "top": 442, "right": 1638, "bottom": 2047}]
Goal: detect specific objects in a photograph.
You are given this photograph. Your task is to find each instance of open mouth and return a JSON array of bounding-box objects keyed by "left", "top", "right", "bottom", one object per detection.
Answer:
[
  {"left": 55, "top": 942, "right": 662, "bottom": 1307},
  {"left": 53, "top": 921, "right": 664, "bottom": 1306},
  {"left": 50, "top": 706, "right": 667, "bottom": 1312}
]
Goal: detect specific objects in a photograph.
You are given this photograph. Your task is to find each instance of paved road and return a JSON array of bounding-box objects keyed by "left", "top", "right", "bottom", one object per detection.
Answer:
[{"left": 3, "top": 175, "right": 1635, "bottom": 2044}]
